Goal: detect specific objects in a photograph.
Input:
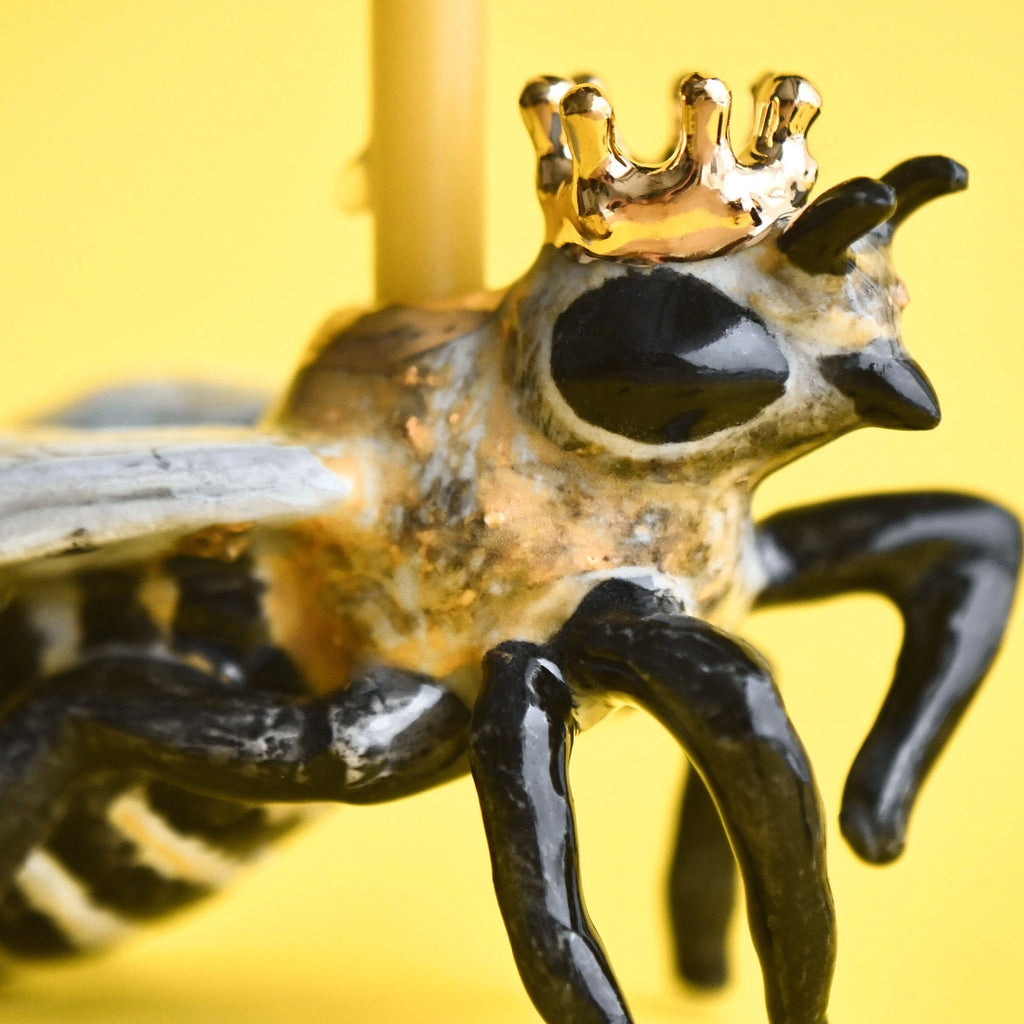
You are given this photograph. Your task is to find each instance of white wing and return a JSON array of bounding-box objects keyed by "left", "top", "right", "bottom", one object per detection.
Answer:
[
  {"left": 29, "top": 379, "right": 269, "bottom": 430},
  {"left": 0, "top": 428, "right": 352, "bottom": 571}
]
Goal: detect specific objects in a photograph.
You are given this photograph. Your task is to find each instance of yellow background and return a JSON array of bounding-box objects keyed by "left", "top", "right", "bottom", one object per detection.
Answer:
[{"left": 1, "top": 2, "right": 1022, "bottom": 1022}]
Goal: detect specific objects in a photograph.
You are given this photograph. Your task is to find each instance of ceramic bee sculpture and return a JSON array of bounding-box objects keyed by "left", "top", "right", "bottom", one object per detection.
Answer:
[{"left": 0, "top": 70, "right": 1018, "bottom": 1024}]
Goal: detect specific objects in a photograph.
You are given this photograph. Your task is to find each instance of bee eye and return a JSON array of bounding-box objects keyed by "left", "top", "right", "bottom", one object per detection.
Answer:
[{"left": 551, "top": 270, "right": 789, "bottom": 443}]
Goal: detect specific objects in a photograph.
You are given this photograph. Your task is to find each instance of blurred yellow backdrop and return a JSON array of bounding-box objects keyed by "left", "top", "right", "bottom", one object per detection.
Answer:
[{"left": 1, "top": 2, "right": 1022, "bottom": 1023}]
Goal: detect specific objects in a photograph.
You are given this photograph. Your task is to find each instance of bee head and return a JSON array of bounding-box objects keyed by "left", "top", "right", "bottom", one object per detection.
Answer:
[{"left": 504, "top": 117, "right": 966, "bottom": 482}]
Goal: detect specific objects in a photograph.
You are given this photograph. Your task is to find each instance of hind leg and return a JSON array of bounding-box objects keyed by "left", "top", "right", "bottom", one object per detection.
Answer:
[
  {"left": 0, "top": 654, "right": 470, "bottom": 897},
  {"left": 668, "top": 767, "right": 737, "bottom": 988}
]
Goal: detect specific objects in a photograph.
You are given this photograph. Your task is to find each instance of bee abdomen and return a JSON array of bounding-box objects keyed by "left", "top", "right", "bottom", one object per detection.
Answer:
[
  {"left": 0, "top": 779, "right": 308, "bottom": 960},
  {"left": 0, "top": 553, "right": 317, "bottom": 959}
]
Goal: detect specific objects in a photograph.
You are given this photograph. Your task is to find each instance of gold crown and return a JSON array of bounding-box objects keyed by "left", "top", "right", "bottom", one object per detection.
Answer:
[{"left": 520, "top": 72, "right": 822, "bottom": 262}]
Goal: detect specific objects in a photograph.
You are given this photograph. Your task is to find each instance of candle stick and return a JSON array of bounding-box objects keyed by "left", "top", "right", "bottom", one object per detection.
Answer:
[{"left": 371, "top": 0, "right": 485, "bottom": 304}]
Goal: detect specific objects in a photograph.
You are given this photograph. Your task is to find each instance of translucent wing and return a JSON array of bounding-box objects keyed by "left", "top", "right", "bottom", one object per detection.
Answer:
[
  {"left": 29, "top": 379, "right": 270, "bottom": 430},
  {"left": 0, "top": 428, "right": 351, "bottom": 572}
]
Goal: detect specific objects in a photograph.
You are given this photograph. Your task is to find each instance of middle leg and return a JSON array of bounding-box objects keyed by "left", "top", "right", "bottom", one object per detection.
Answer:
[{"left": 0, "top": 654, "right": 470, "bottom": 902}]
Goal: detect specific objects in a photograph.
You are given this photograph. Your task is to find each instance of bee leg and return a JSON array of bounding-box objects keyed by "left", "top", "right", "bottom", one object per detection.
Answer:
[
  {"left": 557, "top": 579, "right": 834, "bottom": 1024},
  {"left": 755, "top": 492, "right": 1022, "bottom": 863},
  {"left": 469, "top": 641, "right": 633, "bottom": 1024},
  {"left": 667, "top": 766, "right": 736, "bottom": 989},
  {"left": 0, "top": 655, "right": 469, "bottom": 892}
]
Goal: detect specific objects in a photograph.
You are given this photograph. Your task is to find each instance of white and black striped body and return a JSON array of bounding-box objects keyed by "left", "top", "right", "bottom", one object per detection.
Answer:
[{"left": 0, "top": 554, "right": 310, "bottom": 959}]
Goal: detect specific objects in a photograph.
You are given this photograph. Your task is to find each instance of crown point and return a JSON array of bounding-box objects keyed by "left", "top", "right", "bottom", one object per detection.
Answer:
[
  {"left": 680, "top": 73, "right": 731, "bottom": 107},
  {"left": 560, "top": 82, "right": 613, "bottom": 120},
  {"left": 560, "top": 84, "right": 631, "bottom": 181},
  {"left": 519, "top": 75, "right": 574, "bottom": 162},
  {"left": 678, "top": 74, "right": 734, "bottom": 168},
  {"left": 748, "top": 74, "right": 821, "bottom": 160},
  {"left": 519, "top": 77, "right": 571, "bottom": 115}
]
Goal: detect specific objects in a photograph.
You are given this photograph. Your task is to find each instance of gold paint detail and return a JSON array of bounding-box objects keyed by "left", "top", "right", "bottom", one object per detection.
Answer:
[
  {"left": 16, "top": 850, "right": 134, "bottom": 950},
  {"left": 259, "top": 535, "right": 368, "bottom": 694},
  {"left": 254, "top": 308, "right": 772, "bottom": 704},
  {"left": 520, "top": 72, "right": 820, "bottom": 262},
  {"left": 274, "top": 301, "right": 499, "bottom": 432},
  {"left": 403, "top": 416, "right": 434, "bottom": 455},
  {"left": 245, "top": 218, "right": 904, "bottom": 712},
  {"left": 108, "top": 789, "right": 241, "bottom": 887}
]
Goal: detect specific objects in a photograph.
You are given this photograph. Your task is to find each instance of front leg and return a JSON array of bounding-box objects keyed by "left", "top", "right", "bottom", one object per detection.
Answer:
[
  {"left": 557, "top": 581, "right": 834, "bottom": 1024},
  {"left": 755, "top": 491, "right": 1021, "bottom": 862},
  {"left": 469, "top": 642, "right": 633, "bottom": 1024}
]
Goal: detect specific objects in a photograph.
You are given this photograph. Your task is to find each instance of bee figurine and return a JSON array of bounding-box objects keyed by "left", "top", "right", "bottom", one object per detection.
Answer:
[{"left": 0, "top": 71, "right": 1018, "bottom": 1024}]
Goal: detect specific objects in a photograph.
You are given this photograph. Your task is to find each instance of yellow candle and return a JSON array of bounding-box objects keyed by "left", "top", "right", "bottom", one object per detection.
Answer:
[{"left": 371, "top": 0, "right": 485, "bottom": 304}]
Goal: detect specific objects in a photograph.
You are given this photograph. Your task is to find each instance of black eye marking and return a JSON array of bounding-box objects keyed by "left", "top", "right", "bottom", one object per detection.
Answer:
[{"left": 550, "top": 271, "right": 789, "bottom": 443}]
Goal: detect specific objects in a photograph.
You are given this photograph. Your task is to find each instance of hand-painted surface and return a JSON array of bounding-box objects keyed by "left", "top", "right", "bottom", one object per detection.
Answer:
[{"left": 0, "top": 71, "right": 1017, "bottom": 1024}]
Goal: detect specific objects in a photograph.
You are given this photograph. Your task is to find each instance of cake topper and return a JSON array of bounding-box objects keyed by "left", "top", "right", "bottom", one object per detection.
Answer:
[{"left": 0, "top": 68, "right": 1017, "bottom": 1024}]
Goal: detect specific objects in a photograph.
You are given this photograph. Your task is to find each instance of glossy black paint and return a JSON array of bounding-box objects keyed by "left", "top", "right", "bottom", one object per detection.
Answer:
[
  {"left": 0, "top": 490, "right": 1015, "bottom": 1022},
  {"left": 821, "top": 338, "right": 941, "bottom": 430},
  {"left": 554, "top": 580, "right": 834, "bottom": 1024},
  {"left": 473, "top": 491, "right": 1021, "bottom": 1018},
  {"left": 469, "top": 643, "right": 632, "bottom": 1024},
  {"left": 756, "top": 491, "right": 1021, "bottom": 862},
  {"left": 0, "top": 656, "right": 469, "bottom": 919},
  {"left": 551, "top": 271, "right": 789, "bottom": 443},
  {"left": 881, "top": 156, "right": 968, "bottom": 232},
  {"left": 778, "top": 177, "right": 896, "bottom": 275}
]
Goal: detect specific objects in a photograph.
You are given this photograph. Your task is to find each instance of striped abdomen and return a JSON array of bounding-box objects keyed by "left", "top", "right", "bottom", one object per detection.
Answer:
[
  {"left": 1, "top": 779, "right": 308, "bottom": 957},
  {"left": 0, "top": 549, "right": 314, "bottom": 959}
]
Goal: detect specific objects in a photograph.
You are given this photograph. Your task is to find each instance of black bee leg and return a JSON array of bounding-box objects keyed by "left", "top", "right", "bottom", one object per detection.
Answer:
[
  {"left": 65, "top": 658, "right": 471, "bottom": 806},
  {"left": 667, "top": 767, "right": 736, "bottom": 988},
  {"left": 469, "top": 641, "right": 633, "bottom": 1024},
  {"left": 557, "top": 580, "right": 834, "bottom": 1024},
  {"left": 756, "top": 492, "right": 1022, "bottom": 863},
  {"left": 0, "top": 655, "right": 469, "bottom": 892}
]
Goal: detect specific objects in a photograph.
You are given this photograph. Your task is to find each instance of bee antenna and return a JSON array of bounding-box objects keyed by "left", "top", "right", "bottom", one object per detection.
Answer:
[
  {"left": 880, "top": 155, "right": 968, "bottom": 231},
  {"left": 779, "top": 177, "right": 896, "bottom": 275}
]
